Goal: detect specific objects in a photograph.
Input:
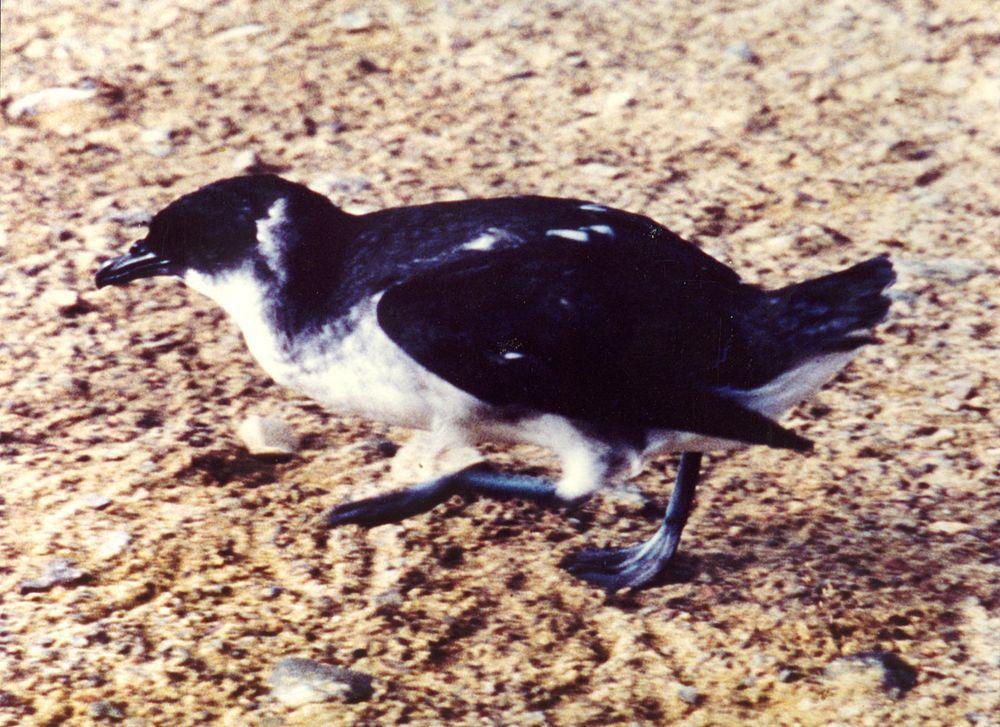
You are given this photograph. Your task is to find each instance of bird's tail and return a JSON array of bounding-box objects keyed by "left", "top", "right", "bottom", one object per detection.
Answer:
[{"left": 768, "top": 255, "right": 896, "bottom": 359}]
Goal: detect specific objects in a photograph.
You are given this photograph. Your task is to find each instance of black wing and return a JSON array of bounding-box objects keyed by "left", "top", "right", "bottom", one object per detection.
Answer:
[{"left": 376, "top": 231, "right": 812, "bottom": 451}]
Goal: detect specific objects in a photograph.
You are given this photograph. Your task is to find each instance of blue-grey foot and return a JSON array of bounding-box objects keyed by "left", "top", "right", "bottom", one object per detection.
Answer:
[
  {"left": 323, "top": 462, "right": 560, "bottom": 528},
  {"left": 560, "top": 452, "right": 703, "bottom": 591}
]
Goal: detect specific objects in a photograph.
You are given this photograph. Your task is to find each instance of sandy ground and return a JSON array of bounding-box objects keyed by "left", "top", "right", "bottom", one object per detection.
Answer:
[{"left": 2, "top": 0, "right": 998, "bottom": 724}]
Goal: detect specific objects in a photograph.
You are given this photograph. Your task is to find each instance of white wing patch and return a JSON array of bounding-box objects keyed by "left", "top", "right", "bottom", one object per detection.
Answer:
[
  {"left": 546, "top": 225, "right": 614, "bottom": 242},
  {"left": 546, "top": 228, "right": 589, "bottom": 242},
  {"left": 502, "top": 351, "right": 525, "bottom": 360},
  {"left": 460, "top": 227, "right": 520, "bottom": 252},
  {"left": 256, "top": 198, "right": 289, "bottom": 282},
  {"left": 461, "top": 230, "right": 501, "bottom": 252},
  {"left": 579, "top": 203, "right": 607, "bottom": 212}
]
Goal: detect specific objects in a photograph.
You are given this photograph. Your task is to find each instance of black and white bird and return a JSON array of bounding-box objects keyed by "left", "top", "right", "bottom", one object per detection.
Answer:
[{"left": 95, "top": 174, "right": 895, "bottom": 590}]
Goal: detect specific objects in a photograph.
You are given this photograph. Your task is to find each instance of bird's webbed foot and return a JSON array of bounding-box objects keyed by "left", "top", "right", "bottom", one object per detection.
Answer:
[
  {"left": 560, "top": 524, "right": 682, "bottom": 591},
  {"left": 561, "top": 451, "right": 703, "bottom": 591}
]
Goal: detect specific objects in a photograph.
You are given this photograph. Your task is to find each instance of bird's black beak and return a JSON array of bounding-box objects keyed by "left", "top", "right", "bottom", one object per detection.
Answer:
[{"left": 95, "top": 242, "right": 174, "bottom": 288}]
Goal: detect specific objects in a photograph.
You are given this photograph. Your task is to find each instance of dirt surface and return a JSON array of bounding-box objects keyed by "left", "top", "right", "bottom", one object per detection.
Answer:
[{"left": 2, "top": 1, "right": 998, "bottom": 725}]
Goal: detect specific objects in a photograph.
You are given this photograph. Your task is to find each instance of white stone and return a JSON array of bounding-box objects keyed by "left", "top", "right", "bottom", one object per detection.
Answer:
[
  {"left": 269, "top": 657, "right": 373, "bottom": 706},
  {"left": 335, "top": 10, "right": 373, "bottom": 31},
  {"left": 231, "top": 149, "right": 261, "bottom": 173},
  {"left": 211, "top": 24, "right": 266, "bottom": 43},
  {"left": 237, "top": 415, "right": 299, "bottom": 456},
  {"left": 96, "top": 530, "right": 132, "bottom": 559},
  {"left": 7, "top": 87, "right": 98, "bottom": 118},
  {"left": 39, "top": 288, "right": 82, "bottom": 313},
  {"left": 927, "top": 520, "right": 971, "bottom": 535}
]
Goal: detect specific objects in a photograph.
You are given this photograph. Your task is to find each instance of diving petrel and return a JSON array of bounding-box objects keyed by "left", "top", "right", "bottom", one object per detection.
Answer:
[{"left": 95, "top": 174, "right": 895, "bottom": 590}]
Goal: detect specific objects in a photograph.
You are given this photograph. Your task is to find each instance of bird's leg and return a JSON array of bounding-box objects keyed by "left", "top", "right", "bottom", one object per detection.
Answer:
[
  {"left": 323, "top": 462, "right": 560, "bottom": 529},
  {"left": 561, "top": 452, "right": 703, "bottom": 591}
]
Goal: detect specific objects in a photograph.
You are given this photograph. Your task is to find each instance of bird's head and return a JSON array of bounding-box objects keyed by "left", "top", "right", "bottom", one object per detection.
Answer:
[{"left": 95, "top": 174, "right": 340, "bottom": 292}]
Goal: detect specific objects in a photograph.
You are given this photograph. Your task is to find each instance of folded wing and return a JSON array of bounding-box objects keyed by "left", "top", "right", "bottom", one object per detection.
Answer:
[{"left": 376, "top": 234, "right": 812, "bottom": 451}]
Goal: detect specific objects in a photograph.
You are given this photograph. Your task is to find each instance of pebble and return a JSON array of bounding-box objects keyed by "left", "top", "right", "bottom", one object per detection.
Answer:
[
  {"left": 824, "top": 652, "right": 918, "bottom": 696},
  {"left": 139, "top": 126, "right": 174, "bottom": 157},
  {"left": 96, "top": 530, "right": 132, "bottom": 559},
  {"left": 231, "top": 149, "right": 263, "bottom": 173},
  {"left": 335, "top": 10, "right": 374, "bottom": 32},
  {"left": 7, "top": 86, "right": 98, "bottom": 118},
  {"left": 237, "top": 415, "right": 299, "bottom": 456},
  {"left": 896, "top": 258, "right": 985, "bottom": 286},
  {"left": 312, "top": 172, "right": 372, "bottom": 197},
  {"left": 103, "top": 208, "right": 152, "bottom": 227},
  {"left": 677, "top": 685, "right": 702, "bottom": 705},
  {"left": 211, "top": 24, "right": 267, "bottom": 43},
  {"left": 18, "top": 558, "right": 90, "bottom": 594},
  {"left": 603, "top": 90, "right": 636, "bottom": 111},
  {"left": 268, "top": 657, "right": 374, "bottom": 706},
  {"left": 726, "top": 41, "right": 760, "bottom": 63},
  {"left": 927, "top": 520, "right": 971, "bottom": 535},
  {"left": 263, "top": 585, "right": 284, "bottom": 599},
  {"left": 82, "top": 493, "right": 113, "bottom": 510},
  {"left": 778, "top": 668, "right": 803, "bottom": 683},
  {"left": 579, "top": 162, "right": 623, "bottom": 179},
  {"left": 89, "top": 701, "right": 126, "bottom": 721},
  {"left": 39, "top": 288, "right": 85, "bottom": 314}
]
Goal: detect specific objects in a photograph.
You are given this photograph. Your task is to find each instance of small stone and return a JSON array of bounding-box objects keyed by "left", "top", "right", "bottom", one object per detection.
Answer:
[
  {"left": 211, "top": 23, "right": 267, "bottom": 43},
  {"left": 269, "top": 657, "right": 374, "bottom": 706},
  {"left": 312, "top": 172, "right": 372, "bottom": 197},
  {"left": 19, "top": 558, "right": 90, "bottom": 594},
  {"left": 237, "top": 415, "right": 299, "bottom": 456},
  {"left": 726, "top": 41, "right": 760, "bottom": 63},
  {"left": 140, "top": 126, "right": 174, "bottom": 157},
  {"left": 103, "top": 208, "right": 152, "bottom": 227},
  {"left": 896, "top": 258, "right": 985, "bottom": 286},
  {"left": 54, "top": 374, "right": 90, "bottom": 395},
  {"left": 579, "top": 162, "right": 623, "bottom": 179},
  {"left": 7, "top": 86, "right": 98, "bottom": 118},
  {"left": 677, "top": 685, "right": 701, "bottom": 705},
  {"left": 825, "top": 652, "right": 918, "bottom": 697},
  {"left": 335, "top": 9, "right": 374, "bottom": 31},
  {"left": 82, "top": 493, "right": 113, "bottom": 510},
  {"left": 603, "top": 90, "right": 635, "bottom": 111},
  {"left": 89, "top": 701, "right": 126, "bottom": 721},
  {"left": 231, "top": 149, "right": 262, "bottom": 173},
  {"left": 39, "top": 288, "right": 85, "bottom": 314},
  {"left": 374, "top": 589, "right": 403, "bottom": 607},
  {"left": 96, "top": 530, "right": 132, "bottom": 559},
  {"left": 777, "top": 667, "right": 803, "bottom": 683},
  {"left": 760, "top": 234, "right": 796, "bottom": 256},
  {"left": 927, "top": 520, "right": 971, "bottom": 535}
]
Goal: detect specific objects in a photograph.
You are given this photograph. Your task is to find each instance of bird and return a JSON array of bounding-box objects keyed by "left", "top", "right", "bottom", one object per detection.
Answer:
[{"left": 95, "top": 173, "right": 895, "bottom": 591}]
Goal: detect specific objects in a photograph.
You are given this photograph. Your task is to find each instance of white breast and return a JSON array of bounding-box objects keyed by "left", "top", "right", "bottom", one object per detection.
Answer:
[
  {"left": 281, "top": 299, "right": 480, "bottom": 427},
  {"left": 183, "top": 268, "right": 480, "bottom": 428}
]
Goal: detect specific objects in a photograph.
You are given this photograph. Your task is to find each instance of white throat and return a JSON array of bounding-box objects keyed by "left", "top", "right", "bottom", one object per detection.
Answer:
[{"left": 183, "top": 267, "right": 290, "bottom": 377}]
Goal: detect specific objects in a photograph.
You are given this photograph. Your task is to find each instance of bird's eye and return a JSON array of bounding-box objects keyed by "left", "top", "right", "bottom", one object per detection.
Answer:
[{"left": 130, "top": 241, "right": 148, "bottom": 255}]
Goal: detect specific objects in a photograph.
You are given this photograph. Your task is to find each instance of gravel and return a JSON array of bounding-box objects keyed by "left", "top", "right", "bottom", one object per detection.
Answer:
[{"left": 2, "top": 0, "right": 997, "bottom": 723}]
